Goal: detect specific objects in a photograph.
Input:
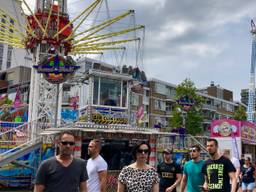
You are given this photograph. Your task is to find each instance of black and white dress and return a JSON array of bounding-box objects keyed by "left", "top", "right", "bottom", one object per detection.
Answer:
[{"left": 118, "top": 166, "right": 160, "bottom": 192}]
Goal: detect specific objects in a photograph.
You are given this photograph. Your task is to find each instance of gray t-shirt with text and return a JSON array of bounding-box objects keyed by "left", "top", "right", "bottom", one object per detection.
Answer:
[{"left": 35, "top": 156, "right": 88, "bottom": 192}]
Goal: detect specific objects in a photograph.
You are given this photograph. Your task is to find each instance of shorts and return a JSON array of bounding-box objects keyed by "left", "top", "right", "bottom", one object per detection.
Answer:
[{"left": 242, "top": 182, "right": 255, "bottom": 190}]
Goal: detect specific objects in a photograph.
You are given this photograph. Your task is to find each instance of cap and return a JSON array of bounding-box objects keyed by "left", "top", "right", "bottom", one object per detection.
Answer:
[{"left": 163, "top": 148, "right": 172, "bottom": 154}]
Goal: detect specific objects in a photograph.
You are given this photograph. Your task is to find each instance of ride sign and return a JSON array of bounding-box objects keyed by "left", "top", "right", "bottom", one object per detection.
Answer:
[{"left": 33, "top": 54, "right": 80, "bottom": 84}]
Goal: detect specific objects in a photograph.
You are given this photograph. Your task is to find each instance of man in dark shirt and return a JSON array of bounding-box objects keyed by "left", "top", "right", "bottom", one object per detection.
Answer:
[
  {"left": 157, "top": 148, "right": 182, "bottom": 192},
  {"left": 34, "top": 131, "right": 88, "bottom": 192},
  {"left": 202, "top": 138, "right": 236, "bottom": 192}
]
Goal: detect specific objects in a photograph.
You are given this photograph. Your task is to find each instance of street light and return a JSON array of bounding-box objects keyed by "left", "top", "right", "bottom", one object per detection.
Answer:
[{"left": 176, "top": 95, "right": 195, "bottom": 148}]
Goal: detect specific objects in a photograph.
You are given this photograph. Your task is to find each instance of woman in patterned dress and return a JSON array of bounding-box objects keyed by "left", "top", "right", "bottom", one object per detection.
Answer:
[{"left": 117, "top": 141, "right": 159, "bottom": 192}]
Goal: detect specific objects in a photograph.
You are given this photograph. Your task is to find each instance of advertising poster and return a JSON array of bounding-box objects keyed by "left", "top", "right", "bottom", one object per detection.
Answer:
[{"left": 211, "top": 119, "right": 240, "bottom": 137}]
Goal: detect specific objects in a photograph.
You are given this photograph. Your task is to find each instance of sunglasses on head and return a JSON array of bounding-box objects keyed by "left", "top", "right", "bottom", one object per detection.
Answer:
[
  {"left": 189, "top": 148, "right": 197, "bottom": 153},
  {"left": 137, "top": 149, "right": 149, "bottom": 154},
  {"left": 61, "top": 141, "right": 75, "bottom": 146}
]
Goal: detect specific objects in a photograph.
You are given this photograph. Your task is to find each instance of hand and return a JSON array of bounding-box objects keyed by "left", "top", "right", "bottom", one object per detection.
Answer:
[
  {"left": 165, "top": 187, "right": 173, "bottom": 192},
  {"left": 202, "top": 183, "right": 208, "bottom": 192}
]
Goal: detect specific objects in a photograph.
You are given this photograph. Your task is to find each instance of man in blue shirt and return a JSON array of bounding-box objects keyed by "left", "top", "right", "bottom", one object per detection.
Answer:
[{"left": 180, "top": 144, "right": 205, "bottom": 192}]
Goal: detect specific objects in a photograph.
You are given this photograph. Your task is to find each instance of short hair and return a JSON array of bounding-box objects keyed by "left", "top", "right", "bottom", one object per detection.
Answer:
[
  {"left": 59, "top": 131, "right": 75, "bottom": 140},
  {"left": 207, "top": 138, "right": 218, "bottom": 147},
  {"left": 191, "top": 144, "right": 201, "bottom": 152},
  {"left": 132, "top": 140, "right": 151, "bottom": 160},
  {"left": 245, "top": 157, "right": 251, "bottom": 161}
]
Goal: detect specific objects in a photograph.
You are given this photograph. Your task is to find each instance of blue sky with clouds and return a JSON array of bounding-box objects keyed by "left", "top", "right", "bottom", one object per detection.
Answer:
[{"left": 25, "top": 0, "right": 256, "bottom": 101}]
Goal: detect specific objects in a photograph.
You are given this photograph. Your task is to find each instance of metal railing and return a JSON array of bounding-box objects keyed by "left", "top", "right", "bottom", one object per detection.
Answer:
[{"left": 0, "top": 121, "right": 46, "bottom": 166}]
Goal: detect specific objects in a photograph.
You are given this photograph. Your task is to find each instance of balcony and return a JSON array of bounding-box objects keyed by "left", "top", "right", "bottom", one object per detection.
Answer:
[{"left": 202, "top": 104, "right": 217, "bottom": 111}]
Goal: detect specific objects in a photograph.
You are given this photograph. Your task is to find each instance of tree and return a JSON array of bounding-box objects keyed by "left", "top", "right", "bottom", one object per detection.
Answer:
[
  {"left": 233, "top": 106, "right": 247, "bottom": 121},
  {"left": 169, "top": 78, "right": 204, "bottom": 135}
]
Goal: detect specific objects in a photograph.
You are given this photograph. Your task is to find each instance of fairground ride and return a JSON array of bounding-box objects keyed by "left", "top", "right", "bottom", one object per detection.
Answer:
[
  {"left": 0, "top": 0, "right": 145, "bottom": 168},
  {"left": 0, "top": 0, "right": 145, "bottom": 128}
]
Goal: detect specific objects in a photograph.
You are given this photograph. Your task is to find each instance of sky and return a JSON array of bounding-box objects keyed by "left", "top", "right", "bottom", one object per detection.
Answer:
[{"left": 24, "top": 0, "right": 256, "bottom": 101}]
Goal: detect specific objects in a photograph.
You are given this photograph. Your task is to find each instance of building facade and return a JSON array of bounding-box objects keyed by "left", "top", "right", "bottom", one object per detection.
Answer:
[{"left": 0, "top": 0, "right": 32, "bottom": 71}]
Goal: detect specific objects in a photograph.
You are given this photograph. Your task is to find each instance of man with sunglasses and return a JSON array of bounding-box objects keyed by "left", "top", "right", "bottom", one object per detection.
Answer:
[
  {"left": 87, "top": 139, "right": 108, "bottom": 192},
  {"left": 180, "top": 145, "right": 205, "bottom": 192},
  {"left": 34, "top": 131, "right": 88, "bottom": 192},
  {"left": 157, "top": 148, "right": 182, "bottom": 192}
]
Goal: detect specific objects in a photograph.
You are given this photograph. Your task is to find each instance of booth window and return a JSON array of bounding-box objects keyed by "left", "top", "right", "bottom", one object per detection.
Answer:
[
  {"left": 100, "top": 77, "right": 121, "bottom": 106},
  {"left": 93, "top": 77, "right": 99, "bottom": 105},
  {"left": 93, "top": 77, "right": 127, "bottom": 107}
]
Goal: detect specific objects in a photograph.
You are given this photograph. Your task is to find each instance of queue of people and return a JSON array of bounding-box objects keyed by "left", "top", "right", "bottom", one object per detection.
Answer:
[{"left": 34, "top": 131, "right": 256, "bottom": 192}]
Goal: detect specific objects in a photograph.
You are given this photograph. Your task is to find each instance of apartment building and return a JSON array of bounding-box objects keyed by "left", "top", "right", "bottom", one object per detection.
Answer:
[
  {"left": 147, "top": 78, "right": 176, "bottom": 128},
  {"left": 0, "top": 0, "right": 32, "bottom": 71}
]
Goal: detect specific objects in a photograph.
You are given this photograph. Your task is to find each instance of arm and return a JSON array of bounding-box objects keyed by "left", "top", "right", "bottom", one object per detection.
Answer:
[
  {"left": 34, "top": 184, "right": 45, "bottom": 192},
  {"left": 229, "top": 172, "right": 237, "bottom": 192},
  {"left": 98, "top": 170, "right": 107, "bottom": 192},
  {"left": 80, "top": 181, "right": 87, "bottom": 192},
  {"left": 180, "top": 174, "right": 187, "bottom": 192},
  {"left": 117, "top": 181, "right": 125, "bottom": 192},
  {"left": 202, "top": 175, "right": 208, "bottom": 191},
  {"left": 166, "top": 173, "right": 182, "bottom": 192},
  {"left": 152, "top": 182, "right": 159, "bottom": 192},
  {"left": 235, "top": 167, "right": 240, "bottom": 183}
]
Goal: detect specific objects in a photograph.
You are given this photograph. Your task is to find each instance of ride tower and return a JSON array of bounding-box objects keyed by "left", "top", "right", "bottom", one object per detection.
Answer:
[
  {"left": 247, "top": 20, "right": 256, "bottom": 122},
  {"left": 27, "top": 0, "right": 72, "bottom": 134}
]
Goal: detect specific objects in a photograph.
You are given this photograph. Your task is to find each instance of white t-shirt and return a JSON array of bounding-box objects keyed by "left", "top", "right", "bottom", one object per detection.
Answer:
[{"left": 87, "top": 155, "right": 108, "bottom": 192}]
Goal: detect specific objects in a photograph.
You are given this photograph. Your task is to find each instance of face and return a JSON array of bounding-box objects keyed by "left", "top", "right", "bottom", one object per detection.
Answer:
[
  {"left": 59, "top": 133, "right": 75, "bottom": 156},
  {"left": 245, "top": 158, "right": 250, "bottom": 164},
  {"left": 136, "top": 144, "right": 149, "bottom": 162},
  {"left": 189, "top": 147, "right": 200, "bottom": 159},
  {"left": 223, "top": 150, "right": 230, "bottom": 159},
  {"left": 88, "top": 141, "right": 97, "bottom": 156},
  {"left": 206, "top": 141, "right": 218, "bottom": 156},
  {"left": 163, "top": 152, "right": 172, "bottom": 161}
]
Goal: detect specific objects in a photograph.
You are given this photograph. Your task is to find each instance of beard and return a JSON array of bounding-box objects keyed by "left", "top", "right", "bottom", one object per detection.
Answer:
[
  {"left": 209, "top": 151, "right": 217, "bottom": 157},
  {"left": 60, "top": 147, "right": 73, "bottom": 156}
]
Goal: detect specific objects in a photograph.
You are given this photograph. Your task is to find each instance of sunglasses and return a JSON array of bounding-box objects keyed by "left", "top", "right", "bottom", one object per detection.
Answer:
[
  {"left": 61, "top": 141, "right": 75, "bottom": 146},
  {"left": 189, "top": 148, "right": 198, "bottom": 153},
  {"left": 137, "top": 149, "right": 149, "bottom": 154}
]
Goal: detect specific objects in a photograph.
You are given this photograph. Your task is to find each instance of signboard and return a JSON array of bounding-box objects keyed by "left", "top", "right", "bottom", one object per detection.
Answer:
[
  {"left": 211, "top": 119, "right": 240, "bottom": 137},
  {"left": 241, "top": 121, "right": 256, "bottom": 144},
  {"left": 33, "top": 54, "right": 79, "bottom": 84},
  {"left": 92, "top": 107, "right": 128, "bottom": 124}
]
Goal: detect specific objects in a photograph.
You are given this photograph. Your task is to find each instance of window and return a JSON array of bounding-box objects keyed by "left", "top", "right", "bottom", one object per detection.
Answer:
[
  {"left": 10, "top": 19, "right": 14, "bottom": 25},
  {"left": 100, "top": 78, "right": 121, "bottom": 106},
  {"left": 131, "top": 92, "right": 139, "bottom": 106},
  {"left": 122, "top": 81, "right": 127, "bottom": 107},
  {"left": 93, "top": 77, "right": 126, "bottom": 107},
  {"left": 154, "top": 99, "right": 166, "bottom": 111},
  {"left": 93, "top": 77, "right": 99, "bottom": 105},
  {"left": 6, "top": 45, "right": 13, "bottom": 69},
  {"left": 166, "top": 87, "right": 176, "bottom": 99},
  {"left": 155, "top": 83, "right": 167, "bottom": 95},
  {"left": 0, "top": 43, "right": 3, "bottom": 70}
]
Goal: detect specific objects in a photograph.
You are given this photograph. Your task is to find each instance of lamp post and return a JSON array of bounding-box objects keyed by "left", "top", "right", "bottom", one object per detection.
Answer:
[{"left": 176, "top": 95, "right": 195, "bottom": 148}]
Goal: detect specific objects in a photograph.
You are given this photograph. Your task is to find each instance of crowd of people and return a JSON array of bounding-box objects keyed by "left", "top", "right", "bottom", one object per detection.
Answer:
[{"left": 33, "top": 131, "right": 256, "bottom": 192}]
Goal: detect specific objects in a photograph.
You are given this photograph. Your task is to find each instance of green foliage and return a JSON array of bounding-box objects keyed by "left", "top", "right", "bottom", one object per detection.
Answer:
[
  {"left": 169, "top": 106, "right": 183, "bottom": 128},
  {"left": 233, "top": 106, "right": 247, "bottom": 121},
  {"left": 170, "top": 78, "right": 204, "bottom": 135},
  {"left": 5, "top": 98, "right": 12, "bottom": 105}
]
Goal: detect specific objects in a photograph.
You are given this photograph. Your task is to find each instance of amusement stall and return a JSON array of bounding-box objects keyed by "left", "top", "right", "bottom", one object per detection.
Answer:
[{"left": 211, "top": 119, "right": 256, "bottom": 161}]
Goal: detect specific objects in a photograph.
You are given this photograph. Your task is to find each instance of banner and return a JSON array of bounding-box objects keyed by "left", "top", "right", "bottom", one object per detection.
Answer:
[
  {"left": 211, "top": 119, "right": 240, "bottom": 137},
  {"left": 241, "top": 121, "right": 256, "bottom": 144}
]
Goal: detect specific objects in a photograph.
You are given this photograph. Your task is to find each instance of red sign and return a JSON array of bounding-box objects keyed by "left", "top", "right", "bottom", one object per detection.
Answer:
[{"left": 211, "top": 119, "right": 240, "bottom": 137}]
